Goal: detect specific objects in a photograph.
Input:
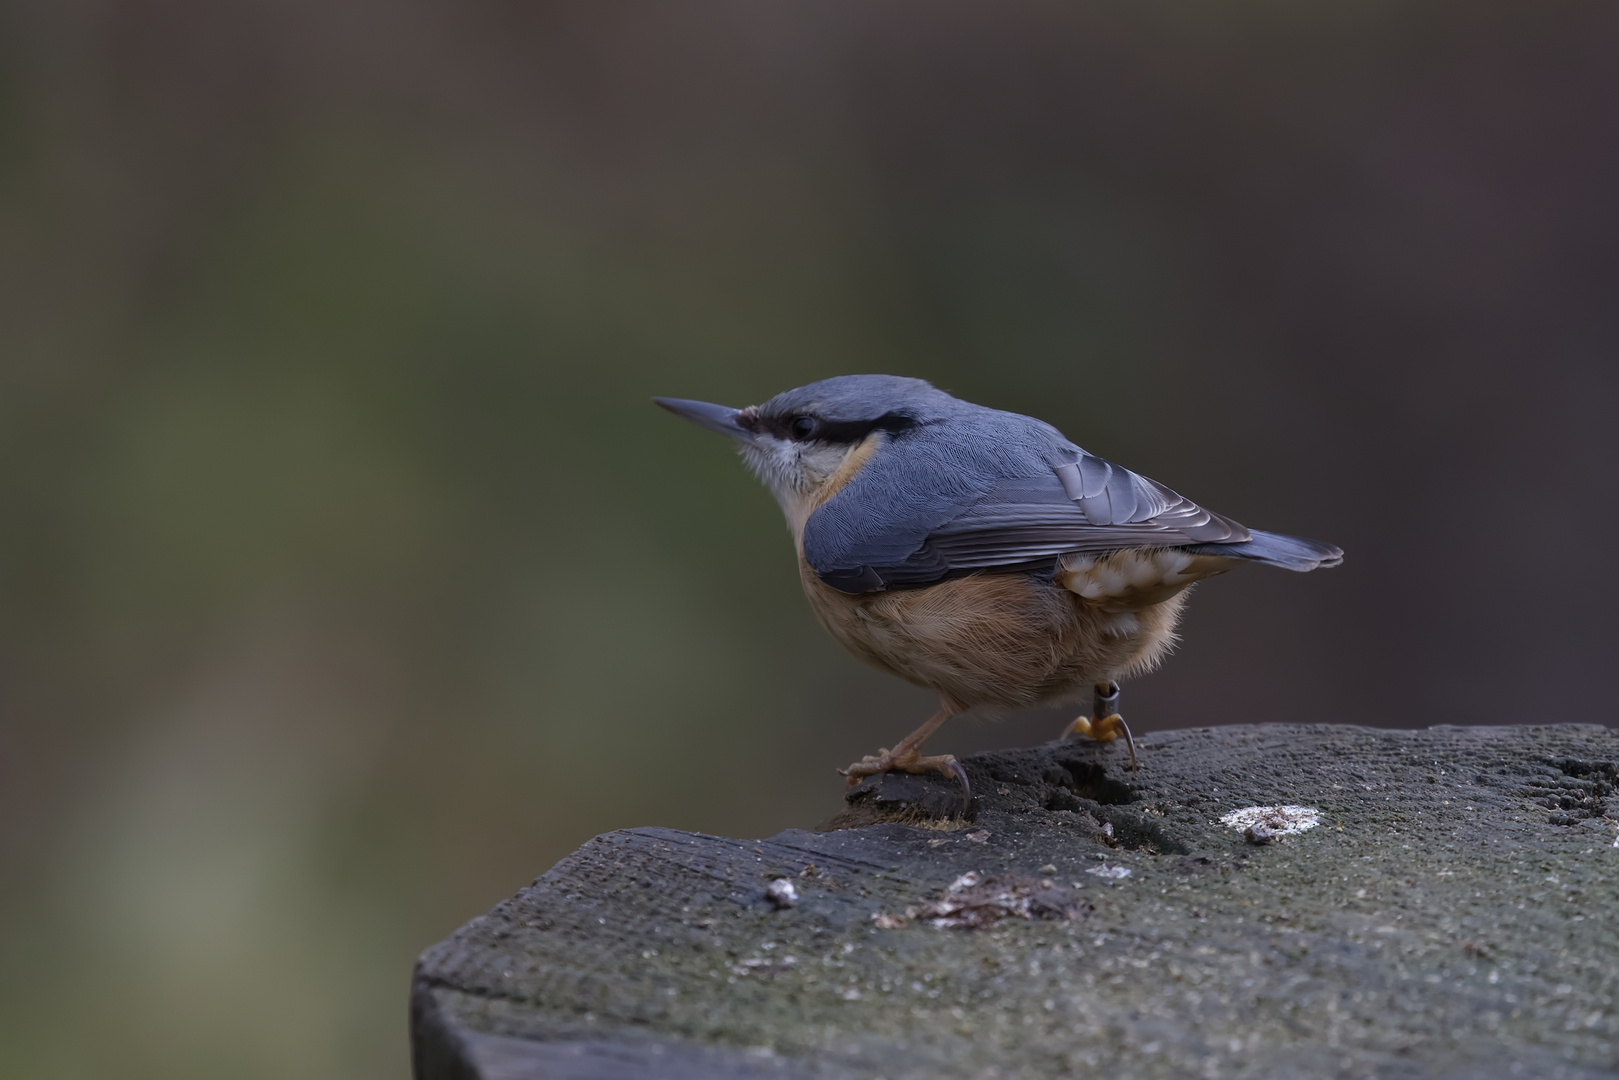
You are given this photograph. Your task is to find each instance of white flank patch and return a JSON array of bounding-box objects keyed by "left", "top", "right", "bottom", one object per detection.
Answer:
[
  {"left": 1220, "top": 805, "right": 1322, "bottom": 836},
  {"left": 1086, "top": 864, "right": 1132, "bottom": 879}
]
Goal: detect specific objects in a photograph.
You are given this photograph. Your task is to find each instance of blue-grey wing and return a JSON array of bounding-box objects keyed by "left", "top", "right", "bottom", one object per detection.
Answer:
[{"left": 804, "top": 446, "right": 1250, "bottom": 594}]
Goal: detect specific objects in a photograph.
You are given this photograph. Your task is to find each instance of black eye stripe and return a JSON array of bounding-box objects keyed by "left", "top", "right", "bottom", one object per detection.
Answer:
[
  {"left": 814, "top": 414, "right": 918, "bottom": 443},
  {"left": 760, "top": 412, "right": 918, "bottom": 444}
]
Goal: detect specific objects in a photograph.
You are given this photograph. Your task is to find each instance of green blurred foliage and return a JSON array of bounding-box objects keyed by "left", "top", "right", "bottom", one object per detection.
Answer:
[{"left": 1, "top": 2, "right": 1616, "bottom": 1077}]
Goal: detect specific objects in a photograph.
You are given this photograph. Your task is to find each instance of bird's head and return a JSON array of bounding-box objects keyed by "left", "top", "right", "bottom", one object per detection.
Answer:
[{"left": 655, "top": 374, "right": 955, "bottom": 529}]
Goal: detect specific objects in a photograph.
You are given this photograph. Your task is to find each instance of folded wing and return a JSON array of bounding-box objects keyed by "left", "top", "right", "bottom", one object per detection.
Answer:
[{"left": 805, "top": 445, "right": 1253, "bottom": 594}]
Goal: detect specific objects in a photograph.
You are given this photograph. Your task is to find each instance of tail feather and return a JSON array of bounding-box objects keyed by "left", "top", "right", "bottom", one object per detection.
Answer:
[{"left": 1187, "top": 529, "right": 1343, "bottom": 572}]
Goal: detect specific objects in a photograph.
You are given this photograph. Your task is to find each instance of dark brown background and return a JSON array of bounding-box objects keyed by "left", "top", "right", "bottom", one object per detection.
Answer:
[{"left": 2, "top": 2, "right": 1615, "bottom": 1076}]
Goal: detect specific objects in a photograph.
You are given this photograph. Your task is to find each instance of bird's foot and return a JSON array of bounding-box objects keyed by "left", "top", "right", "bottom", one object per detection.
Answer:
[
  {"left": 1060, "top": 713, "right": 1139, "bottom": 772},
  {"left": 840, "top": 749, "right": 972, "bottom": 816}
]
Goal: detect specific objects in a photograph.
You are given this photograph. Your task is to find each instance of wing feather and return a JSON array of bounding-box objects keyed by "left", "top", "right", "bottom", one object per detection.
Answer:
[{"left": 806, "top": 441, "right": 1250, "bottom": 593}]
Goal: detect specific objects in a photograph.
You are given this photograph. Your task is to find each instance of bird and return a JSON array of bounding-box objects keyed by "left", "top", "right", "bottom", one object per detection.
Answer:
[{"left": 655, "top": 375, "right": 1341, "bottom": 815}]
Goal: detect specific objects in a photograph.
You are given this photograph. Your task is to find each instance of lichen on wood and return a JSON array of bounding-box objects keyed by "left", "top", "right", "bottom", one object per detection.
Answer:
[{"left": 413, "top": 724, "right": 1619, "bottom": 1080}]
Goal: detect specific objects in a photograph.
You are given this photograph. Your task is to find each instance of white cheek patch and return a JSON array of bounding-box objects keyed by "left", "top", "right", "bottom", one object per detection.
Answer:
[
  {"left": 798, "top": 442, "right": 852, "bottom": 481},
  {"left": 741, "top": 440, "right": 807, "bottom": 522},
  {"left": 741, "top": 436, "right": 865, "bottom": 545},
  {"left": 741, "top": 439, "right": 803, "bottom": 493}
]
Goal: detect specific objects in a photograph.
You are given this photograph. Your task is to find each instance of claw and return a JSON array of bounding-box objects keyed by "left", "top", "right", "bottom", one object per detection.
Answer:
[
  {"left": 840, "top": 706, "right": 965, "bottom": 808},
  {"left": 1117, "top": 715, "right": 1138, "bottom": 773},
  {"left": 1059, "top": 702, "right": 1139, "bottom": 772},
  {"left": 1088, "top": 713, "right": 1138, "bottom": 772},
  {"left": 840, "top": 749, "right": 973, "bottom": 819},
  {"left": 943, "top": 758, "right": 973, "bottom": 818}
]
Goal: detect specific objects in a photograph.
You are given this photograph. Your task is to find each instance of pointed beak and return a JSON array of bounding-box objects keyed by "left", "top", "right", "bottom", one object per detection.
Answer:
[{"left": 653, "top": 397, "right": 755, "bottom": 442}]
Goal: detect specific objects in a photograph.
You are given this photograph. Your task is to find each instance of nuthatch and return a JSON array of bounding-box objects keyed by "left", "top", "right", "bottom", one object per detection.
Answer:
[{"left": 656, "top": 376, "right": 1341, "bottom": 814}]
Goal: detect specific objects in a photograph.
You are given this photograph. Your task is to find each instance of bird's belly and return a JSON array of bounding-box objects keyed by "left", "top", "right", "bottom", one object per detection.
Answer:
[{"left": 799, "top": 563, "right": 1188, "bottom": 709}]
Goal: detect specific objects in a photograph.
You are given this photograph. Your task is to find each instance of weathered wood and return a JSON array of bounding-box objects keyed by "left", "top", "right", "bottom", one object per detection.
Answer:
[{"left": 413, "top": 724, "right": 1619, "bottom": 1079}]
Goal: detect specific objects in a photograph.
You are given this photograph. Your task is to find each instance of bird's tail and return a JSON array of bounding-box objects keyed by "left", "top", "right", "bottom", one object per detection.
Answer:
[{"left": 1187, "top": 529, "right": 1343, "bottom": 572}]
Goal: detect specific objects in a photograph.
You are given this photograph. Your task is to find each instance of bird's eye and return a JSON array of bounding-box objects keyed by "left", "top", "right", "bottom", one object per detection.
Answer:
[{"left": 789, "top": 416, "right": 818, "bottom": 440}]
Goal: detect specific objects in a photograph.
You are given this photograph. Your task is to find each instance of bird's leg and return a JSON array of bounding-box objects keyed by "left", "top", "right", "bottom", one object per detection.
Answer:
[
  {"left": 1059, "top": 682, "right": 1138, "bottom": 771},
  {"left": 840, "top": 706, "right": 972, "bottom": 815}
]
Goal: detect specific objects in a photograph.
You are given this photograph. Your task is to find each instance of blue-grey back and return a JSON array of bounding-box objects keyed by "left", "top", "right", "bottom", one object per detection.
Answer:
[{"left": 801, "top": 395, "right": 1254, "bottom": 593}]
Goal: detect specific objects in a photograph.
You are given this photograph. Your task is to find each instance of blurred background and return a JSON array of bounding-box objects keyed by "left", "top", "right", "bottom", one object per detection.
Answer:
[{"left": 2, "top": 0, "right": 1617, "bottom": 1076}]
